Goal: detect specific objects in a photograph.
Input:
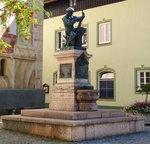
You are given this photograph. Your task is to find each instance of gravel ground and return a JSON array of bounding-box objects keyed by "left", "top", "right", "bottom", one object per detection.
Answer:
[{"left": 0, "top": 120, "right": 150, "bottom": 144}]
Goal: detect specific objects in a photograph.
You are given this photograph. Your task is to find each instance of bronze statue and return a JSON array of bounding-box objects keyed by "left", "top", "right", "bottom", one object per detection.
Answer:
[{"left": 62, "top": 7, "right": 86, "bottom": 48}]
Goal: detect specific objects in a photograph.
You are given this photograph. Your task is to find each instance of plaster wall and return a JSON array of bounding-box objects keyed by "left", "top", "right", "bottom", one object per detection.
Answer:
[{"left": 43, "top": 0, "right": 150, "bottom": 107}]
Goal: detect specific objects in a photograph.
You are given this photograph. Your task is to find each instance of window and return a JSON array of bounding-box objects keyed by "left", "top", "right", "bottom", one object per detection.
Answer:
[
  {"left": 98, "top": 70, "right": 114, "bottom": 99},
  {"left": 55, "top": 26, "right": 88, "bottom": 51},
  {"left": 56, "top": 30, "right": 66, "bottom": 51},
  {"left": 53, "top": 71, "right": 57, "bottom": 85},
  {"left": 82, "top": 27, "right": 87, "bottom": 47},
  {"left": 137, "top": 70, "right": 150, "bottom": 91},
  {"left": 97, "top": 19, "right": 112, "bottom": 45},
  {"left": 0, "top": 59, "right": 7, "bottom": 76},
  {"left": 69, "top": 0, "right": 76, "bottom": 6}
]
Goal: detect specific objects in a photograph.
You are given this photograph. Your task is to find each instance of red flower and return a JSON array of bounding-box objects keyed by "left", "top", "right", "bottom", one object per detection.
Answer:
[
  {"left": 6, "top": 28, "right": 10, "bottom": 33},
  {"left": 19, "top": 17, "right": 23, "bottom": 21},
  {"left": 30, "top": 11, "right": 34, "bottom": 18},
  {"left": 24, "top": 37, "right": 29, "bottom": 41},
  {"left": 2, "top": 49, "right": 7, "bottom": 54},
  {"left": 30, "top": 11, "right": 34, "bottom": 15}
]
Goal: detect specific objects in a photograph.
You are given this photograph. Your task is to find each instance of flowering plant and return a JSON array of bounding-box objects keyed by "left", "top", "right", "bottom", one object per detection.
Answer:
[{"left": 125, "top": 102, "right": 150, "bottom": 115}]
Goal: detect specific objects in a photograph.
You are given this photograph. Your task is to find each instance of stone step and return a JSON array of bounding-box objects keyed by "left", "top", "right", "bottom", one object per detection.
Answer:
[
  {"left": 2, "top": 114, "right": 144, "bottom": 126},
  {"left": 21, "top": 109, "right": 126, "bottom": 120},
  {"left": 2, "top": 114, "right": 145, "bottom": 141}
]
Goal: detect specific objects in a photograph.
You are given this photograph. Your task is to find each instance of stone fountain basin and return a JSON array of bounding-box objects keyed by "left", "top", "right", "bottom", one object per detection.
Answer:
[{"left": 76, "top": 89, "right": 99, "bottom": 111}]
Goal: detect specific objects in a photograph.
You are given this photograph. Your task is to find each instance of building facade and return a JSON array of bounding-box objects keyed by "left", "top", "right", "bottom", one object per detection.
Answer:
[
  {"left": 43, "top": 0, "right": 150, "bottom": 108},
  {"left": 0, "top": 7, "right": 43, "bottom": 89}
]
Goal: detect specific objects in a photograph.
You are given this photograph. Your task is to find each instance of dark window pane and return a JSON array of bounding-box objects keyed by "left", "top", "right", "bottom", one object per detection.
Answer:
[
  {"left": 100, "top": 81, "right": 107, "bottom": 88},
  {"left": 140, "top": 78, "right": 144, "bottom": 83},
  {"left": 146, "top": 72, "right": 150, "bottom": 77},
  {"left": 107, "top": 90, "right": 114, "bottom": 98},
  {"left": 58, "top": 32, "right": 61, "bottom": 48},
  {"left": 99, "top": 71, "right": 114, "bottom": 99},
  {"left": 140, "top": 72, "right": 144, "bottom": 77},
  {"left": 100, "top": 89, "right": 106, "bottom": 98},
  {"left": 0, "top": 60, "right": 4, "bottom": 76},
  {"left": 146, "top": 78, "right": 150, "bottom": 83},
  {"left": 107, "top": 81, "right": 114, "bottom": 89}
]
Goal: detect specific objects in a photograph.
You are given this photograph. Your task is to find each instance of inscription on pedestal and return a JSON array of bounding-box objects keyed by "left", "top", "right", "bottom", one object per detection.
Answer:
[
  {"left": 75, "top": 53, "right": 88, "bottom": 79},
  {"left": 60, "top": 64, "right": 72, "bottom": 78}
]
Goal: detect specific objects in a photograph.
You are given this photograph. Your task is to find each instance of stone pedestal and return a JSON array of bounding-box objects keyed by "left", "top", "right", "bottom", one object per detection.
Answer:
[
  {"left": 1, "top": 48, "right": 145, "bottom": 141},
  {"left": 50, "top": 49, "right": 98, "bottom": 111}
]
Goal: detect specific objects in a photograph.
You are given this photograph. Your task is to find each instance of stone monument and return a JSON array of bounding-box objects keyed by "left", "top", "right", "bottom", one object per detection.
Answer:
[{"left": 2, "top": 7, "right": 145, "bottom": 141}]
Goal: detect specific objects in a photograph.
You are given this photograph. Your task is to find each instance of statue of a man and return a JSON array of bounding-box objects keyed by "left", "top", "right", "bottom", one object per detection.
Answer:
[{"left": 62, "top": 7, "right": 86, "bottom": 47}]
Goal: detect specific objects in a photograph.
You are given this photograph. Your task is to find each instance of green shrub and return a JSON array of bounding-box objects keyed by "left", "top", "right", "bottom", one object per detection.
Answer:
[{"left": 137, "top": 84, "right": 150, "bottom": 103}]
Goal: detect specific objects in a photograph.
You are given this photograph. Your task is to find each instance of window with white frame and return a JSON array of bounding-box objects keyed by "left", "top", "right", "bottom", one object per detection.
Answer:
[
  {"left": 56, "top": 30, "right": 66, "bottom": 51},
  {"left": 137, "top": 70, "right": 150, "bottom": 90},
  {"left": 82, "top": 27, "right": 87, "bottom": 47},
  {"left": 98, "top": 20, "right": 111, "bottom": 45},
  {"left": 56, "top": 27, "right": 87, "bottom": 51}
]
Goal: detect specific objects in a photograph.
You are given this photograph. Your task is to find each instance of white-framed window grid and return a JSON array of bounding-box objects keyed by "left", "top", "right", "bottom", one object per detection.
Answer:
[
  {"left": 98, "top": 21, "right": 111, "bottom": 45},
  {"left": 82, "top": 26, "right": 87, "bottom": 47},
  {"left": 56, "top": 31, "right": 66, "bottom": 51},
  {"left": 56, "top": 27, "right": 87, "bottom": 51},
  {"left": 137, "top": 70, "right": 150, "bottom": 89}
]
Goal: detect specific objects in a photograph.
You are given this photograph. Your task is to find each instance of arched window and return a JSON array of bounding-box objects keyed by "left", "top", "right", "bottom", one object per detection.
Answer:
[
  {"left": 0, "top": 59, "right": 7, "bottom": 76},
  {"left": 98, "top": 70, "right": 114, "bottom": 99}
]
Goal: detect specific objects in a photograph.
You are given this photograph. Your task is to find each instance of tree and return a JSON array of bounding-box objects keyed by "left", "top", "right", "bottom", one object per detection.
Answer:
[
  {"left": 0, "top": 0, "right": 51, "bottom": 54},
  {"left": 138, "top": 84, "right": 150, "bottom": 103}
]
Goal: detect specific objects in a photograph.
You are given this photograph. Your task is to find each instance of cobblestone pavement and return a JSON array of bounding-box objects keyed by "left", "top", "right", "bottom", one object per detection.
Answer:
[{"left": 0, "top": 120, "right": 150, "bottom": 144}]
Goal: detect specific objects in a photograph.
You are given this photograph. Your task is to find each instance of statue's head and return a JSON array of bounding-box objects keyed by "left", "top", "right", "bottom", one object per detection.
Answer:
[{"left": 66, "top": 7, "right": 74, "bottom": 16}]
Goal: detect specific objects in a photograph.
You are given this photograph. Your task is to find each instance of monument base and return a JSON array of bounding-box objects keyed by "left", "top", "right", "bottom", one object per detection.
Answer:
[
  {"left": 1, "top": 49, "right": 145, "bottom": 141},
  {"left": 2, "top": 109, "right": 145, "bottom": 141}
]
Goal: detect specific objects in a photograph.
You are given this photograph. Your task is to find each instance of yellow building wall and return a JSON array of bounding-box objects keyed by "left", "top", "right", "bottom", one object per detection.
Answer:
[{"left": 43, "top": 0, "right": 150, "bottom": 107}]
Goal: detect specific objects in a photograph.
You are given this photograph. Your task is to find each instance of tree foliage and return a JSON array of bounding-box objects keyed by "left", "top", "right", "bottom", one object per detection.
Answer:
[
  {"left": 140, "top": 84, "right": 150, "bottom": 103},
  {"left": 0, "top": 0, "right": 51, "bottom": 54}
]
